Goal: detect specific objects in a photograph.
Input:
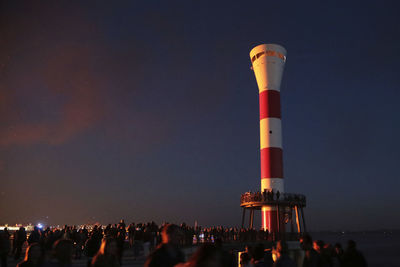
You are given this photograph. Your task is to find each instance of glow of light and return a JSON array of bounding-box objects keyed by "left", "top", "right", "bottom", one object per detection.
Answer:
[{"left": 37, "top": 223, "right": 43, "bottom": 229}]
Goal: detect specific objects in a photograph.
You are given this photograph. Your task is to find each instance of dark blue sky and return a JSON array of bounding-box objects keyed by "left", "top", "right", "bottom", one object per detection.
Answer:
[{"left": 1, "top": 1, "right": 399, "bottom": 230}]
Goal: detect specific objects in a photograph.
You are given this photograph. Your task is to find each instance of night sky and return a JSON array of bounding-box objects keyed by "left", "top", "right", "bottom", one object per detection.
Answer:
[{"left": 1, "top": 1, "right": 399, "bottom": 231}]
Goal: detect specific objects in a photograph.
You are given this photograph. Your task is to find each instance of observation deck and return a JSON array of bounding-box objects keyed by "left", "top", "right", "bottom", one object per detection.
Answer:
[
  {"left": 240, "top": 191, "right": 306, "bottom": 209},
  {"left": 239, "top": 191, "right": 307, "bottom": 238}
]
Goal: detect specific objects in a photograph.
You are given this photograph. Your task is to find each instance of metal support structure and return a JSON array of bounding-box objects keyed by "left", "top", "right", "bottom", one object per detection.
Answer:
[
  {"left": 241, "top": 208, "right": 246, "bottom": 228},
  {"left": 249, "top": 209, "right": 254, "bottom": 229},
  {"left": 294, "top": 205, "right": 301, "bottom": 233},
  {"left": 290, "top": 208, "right": 295, "bottom": 234},
  {"left": 276, "top": 203, "right": 281, "bottom": 240},
  {"left": 300, "top": 207, "right": 307, "bottom": 233},
  {"left": 240, "top": 192, "right": 306, "bottom": 240}
]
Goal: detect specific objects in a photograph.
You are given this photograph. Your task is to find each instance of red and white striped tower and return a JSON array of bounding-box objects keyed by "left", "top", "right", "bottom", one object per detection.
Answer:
[{"left": 250, "top": 44, "right": 287, "bottom": 233}]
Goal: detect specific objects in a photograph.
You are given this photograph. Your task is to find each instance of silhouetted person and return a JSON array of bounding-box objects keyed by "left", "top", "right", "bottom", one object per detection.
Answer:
[
  {"left": 133, "top": 225, "right": 143, "bottom": 260},
  {"left": 117, "top": 220, "right": 125, "bottom": 230},
  {"left": 342, "top": 240, "right": 367, "bottom": 267},
  {"left": 91, "top": 238, "right": 119, "bottom": 267},
  {"left": 240, "top": 252, "right": 251, "bottom": 267},
  {"left": 263, "top": 246, "right": 274, "bottom": 267},
  {"left": 145, "top": 224, "right": 184, "bottom": 267},
  {"left": 85, "top": 231, "right": 102, "bottom": 267},
  {"left": 14, "top": 227, "right": 27, "bottom": 260},
  {"left": 17, "top": 243, "right": 43, "bottom": 267},
  {"left": 181, "top": 243, "right": 232, "bottom": 267},
  {"left": 0, "top": 229, "right": 11, "bottom": 267},
  {"left": 73, "top": 229, "right": 85, "bottom": 260},
  {"left": 251, "top": 243, "right": 269, "bottom": 267},
  {"left": 149, "top": 222, "right": 158, "bottom": 250},
  {"left": 300, "top": 234, "right": 321, "bottom": 267},
  {"left": 273, "top": 241, "right": 296, "bottom": 267},
  {"left": 43, "top": 239, "right": 73, "bottom": 267},
  {"left": 214, "top": 237, "right": 235, "bottom": 266},
  {"left": 28, "top": 227, "right": 41, "bottom": 245},
  {"left": 333, "top": 243, "right": 343, "bottom": 266},
  {"left": 313, "top": 240, "right": 332, "bottom": 267},
  {"left": 127, "top": 223, "right": 135, "bottom": 248},
  {"left": 116, "top": 227, "right": 125, "bottom": 264},
  {"left": 267, "top": 190, "right": 272, "bottom": 201},
  {"left": 143, "top": 228, "right": 152, "bottom": 257}
]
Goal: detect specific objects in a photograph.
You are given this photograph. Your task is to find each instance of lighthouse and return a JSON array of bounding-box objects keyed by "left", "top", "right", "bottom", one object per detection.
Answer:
[
  {"left": 250, "top": 44, "right": 287, "bottom": 232},
  {"left": 240, "top": 43, "right": 306, "bottom": 239}
]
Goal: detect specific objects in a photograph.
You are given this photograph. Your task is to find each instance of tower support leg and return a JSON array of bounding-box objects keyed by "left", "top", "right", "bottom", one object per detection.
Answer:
[
  {"left": 249, "top": 209, "right": 254, "bottom": 229},
  {"left": 295, "top": 205, "right": 301, "bottom": 234},
  {"left": 241, "top": 208, "right": 246, "bottom": 229},
  {"left": 290, "top": 207, "right": 295, "bottom": 238},
  {"left": 300, "top": 207, "right": 307, "bottom": 233},
  {"left": 276, "top": 204, "right": 281, "bottom": 240}
]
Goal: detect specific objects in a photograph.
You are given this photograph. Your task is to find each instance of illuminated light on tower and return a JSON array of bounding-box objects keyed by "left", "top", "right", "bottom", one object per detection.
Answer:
[{"left": 250, "top": 44, "right": 287, "bottom": 232}]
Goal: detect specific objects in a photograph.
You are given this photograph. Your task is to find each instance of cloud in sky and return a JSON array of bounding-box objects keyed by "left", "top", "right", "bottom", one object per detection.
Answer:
[
  {"left": 0, "top": 2, "right": 114, "bottom": 147},
  {"left": 0, "top": 1, "right": 229, "bottom": 148},
  {"left": 0, "top": 42, "right": 105, "bottom": 146}
]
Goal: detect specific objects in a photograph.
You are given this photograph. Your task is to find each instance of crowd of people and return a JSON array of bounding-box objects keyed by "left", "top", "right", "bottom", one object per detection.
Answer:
[
  {"left": 0, "top": 221, "right": 367, "bottom": 267},
  {"left": 297, "top": 234, "right": 367, "bottom": 267}
]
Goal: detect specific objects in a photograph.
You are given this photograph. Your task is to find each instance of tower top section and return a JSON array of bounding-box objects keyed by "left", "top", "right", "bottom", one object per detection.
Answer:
[
  {"left": 250, "top": 44, "right": 287, "bottom": 93},
  {"left": 250, "top": 44, "right": 287, "bottom": 64}
]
